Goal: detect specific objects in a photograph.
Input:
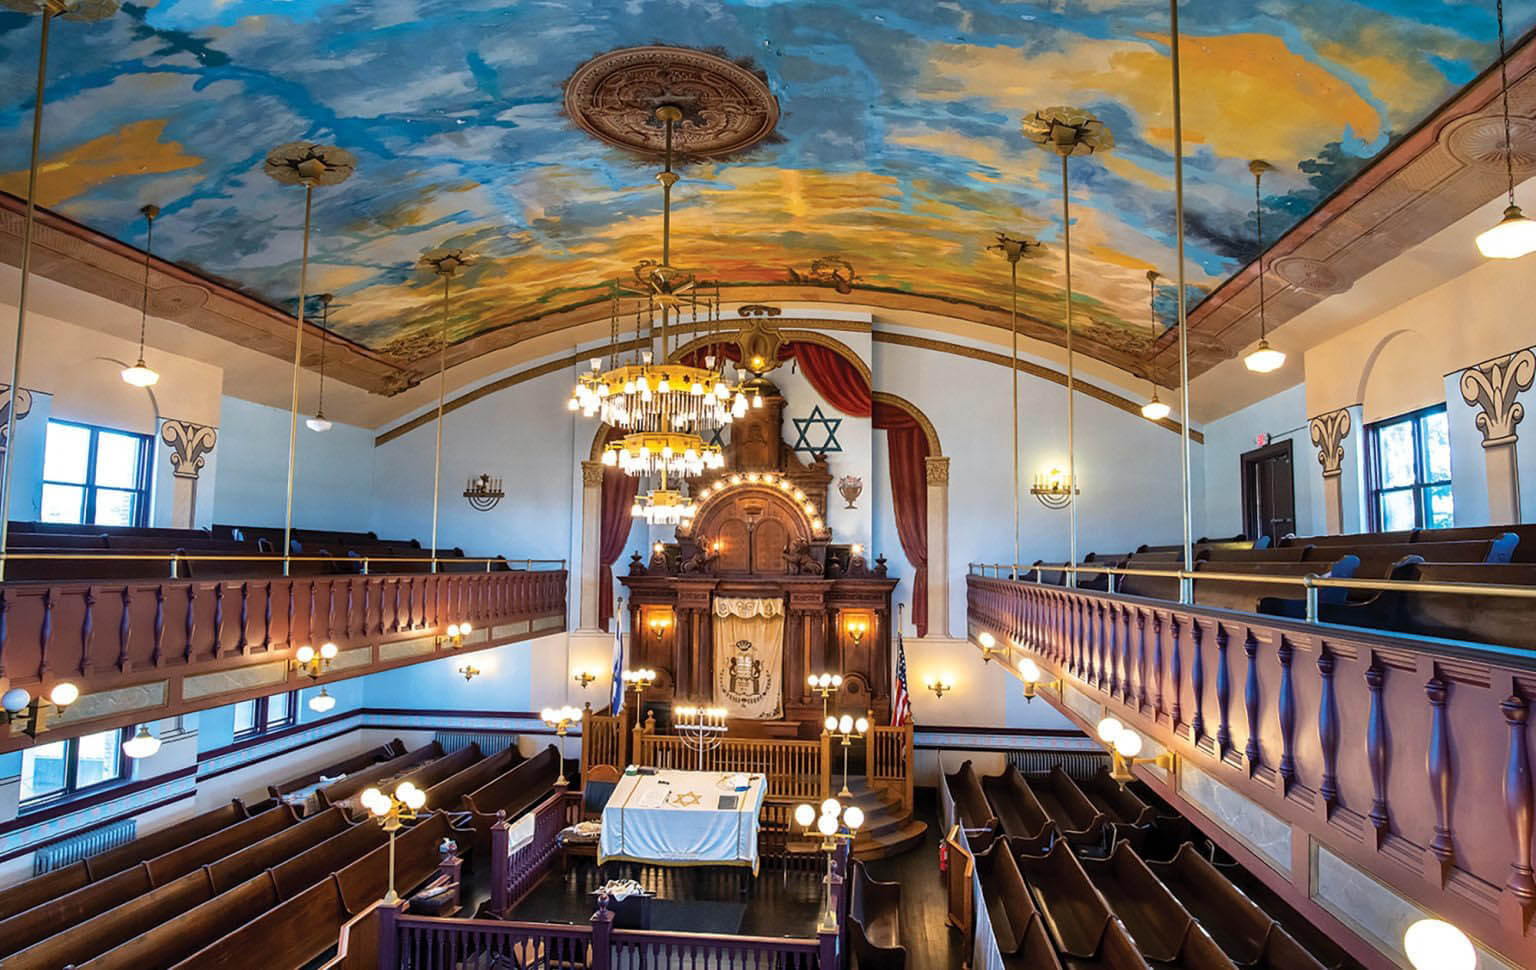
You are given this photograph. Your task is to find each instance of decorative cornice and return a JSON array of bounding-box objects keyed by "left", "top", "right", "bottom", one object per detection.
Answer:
[
  {"left": 580, "top": 460, "right": 606, "bottom": 487},
  {"left": 160, "top": 419, "right": 218, "bottom": 480},
  {"left": 924, "top": 456, "right": 951, "bottom": 486},
  {"left": 1309, "top": 408, "right": 1352, "bottom": 478},
  {"left": 1459, "top": 348, "right": 1535, "bottom": 447}
]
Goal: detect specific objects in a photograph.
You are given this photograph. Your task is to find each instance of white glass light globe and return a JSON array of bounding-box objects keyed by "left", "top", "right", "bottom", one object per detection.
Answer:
[
  {"left": 49, "top": 682, "right": 79, "bottom": 708},
  {"left": 296, "top": 644, "right": 316, "bottom": 664},
  {"left": 306, "top": 415, "right": 333, "bottom": 433},
  {"left": 395, "top": 781, "right": 417, "bottom": 801},
  {"left": 370, "top": 796, "right": 391, "bottom": 817},
  {"left": 1141, "top": 399, "right": 1171, "bottom": 421},
  {"left": 855, "top": 717, "right": 869, "bottom": 734},
  {"left": 831, "top": 674, "right": 843, "bottom": 687},
  {"left": 123, "top": 726, "right": 161, "bottom": 759},
  {"left": 1403, "top": 919, "right": 1476, "bottom": 970},
  {"left": 824, "top": 716, "right": 838, "bottom": 732},
  {"left": 360, "top": 787, "right": 382, "bottom": 810},
  {"left": 1019, "top": 658, "right": 1041, "bottom": 683},
  {"left": 404, "top": 788, "right": 426, "bottom": 810},
  {"left": 1113, "top": 730, "right": 1144, "bottom": 758},
  {"left": 820, "top": 797, "right": 840, "bottom": 818},
  {"left": 541, "top": 707, "right": 554, "bottom": 722},
  {"left": 1477, "top": 204, "right": 1536, "bottom": 259},
  {"left": 808, "top": 674, "right": 819, "bottom": 688},
  {"left": 1096, "top": 716, "right": 1124, "bottom": 743},
  {"left": 794, "top": 803, "right": 816, "bottom": 827},
  {"left": 843, "top": 805, "right": 864, "bottom": 830},
  {"left": 2, "top": 687, "right": 30, "bottom": 713},
  {"left": 817, "top": 813, "right": 839, "bottom": 836},
  {"left": 1243, "top": 341, "right": 1286, "bottom": 373},
  {"left": 460, "top": 622, "right": 471, "bottom": 634},
  {"left": 978, "top": 631, "right": 995, "bottom": 649},
  {"left": 320, "top": 642, "right": 338, "bottom": 660},
  {"left": 446, "top": 623, "right": 460, "bottom": 638},
  {"left": 308, "top": 688, "right": 336, "bottom": 713},
  {"left": 838, "top": 715, "right": 854, "bottom": 734},
  {"left": 121, "top": 362, "right": 160, "bottom": 387}
]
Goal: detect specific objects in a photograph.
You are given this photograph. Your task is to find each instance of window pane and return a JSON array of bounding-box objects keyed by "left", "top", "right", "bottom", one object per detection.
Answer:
[
  {"left": 266, "top": 692, "right": 291, "bottom": 727},
  {"left": 42, "top": 423, "right": 90, "bottom": 484},
  {"left": 1426, "top": 484, "right": 1455, "bottom": 529},
  {"left": 232, "top": 700, "right": 257, "bottom": 736},
  {"left": 92, "top": 489, "right": 136, "bottom": 527},
  {"left": 1422, "top": 411, "right": 1452, "bottom": 483},
  {"left": 75, "top": 731, "right": 122, "bottom": 787},
  {"left": 20, "top": 740, "right": 68, "bottom": 802},
  {"left": 40, "top": 483, "right": 85, "bottom": 524},
  {"left": 93, "top": 432, "right": 141, "bottom": 489},
  {"left": 1380, "top": 490, "right": 1417, "bottom": 532},
  {"left": 1376, "top": 421, "right": 1416, "bottom": 488}
]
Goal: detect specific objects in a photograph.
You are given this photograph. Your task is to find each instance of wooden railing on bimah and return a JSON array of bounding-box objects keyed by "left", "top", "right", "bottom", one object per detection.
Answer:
[
  {"left": 488, "top": 789, "right": 577, "bottom": 916},
  {"left": 630, "top": 713, "right": 828, "bottom": 800},
  {"left": 866, "top": 721, "right": 914, "bottom": 813},
  {"left": 580, "top": 704, "right": 627, "bottom": 777},
  {"left": 966, "top": 573, "right": 1536, "bottom": 966}
]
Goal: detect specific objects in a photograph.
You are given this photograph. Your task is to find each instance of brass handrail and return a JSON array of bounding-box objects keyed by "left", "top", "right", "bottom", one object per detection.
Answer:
[{"left": 0, "top": 552, "right": 565, "bottom": 566}]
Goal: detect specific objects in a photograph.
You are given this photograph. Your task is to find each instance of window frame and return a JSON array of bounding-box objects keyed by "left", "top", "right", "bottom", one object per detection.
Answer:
[
  {"left": 41, "top": 419, "right": 153, "bottom": 528},
  {"left": 231, "top": 691, "right": 298, "bottom": 742},
  {"left": 1366, "top": 404, "right": 1454, "bottom": 532},
  {"left": 18, "top": 727, "right": 131, "bottom": 812}
]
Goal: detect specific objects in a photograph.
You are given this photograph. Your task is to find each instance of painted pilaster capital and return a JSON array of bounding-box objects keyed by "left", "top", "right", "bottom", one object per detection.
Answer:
[
  {"left": 1309, "top": 408, "right": 1351, "bottom": 479},
  {"left": 161, "top": 419, "right": 217, "bottom": 480},
  {"left": 924, "top": 456, "right": 950, "bottom": 486},
  {"left": 0, "top": 385, "right": 35, "bottom": 451},
  {"left": 581, "top": 460, "right": 606, "bottom": 487},
  {"left": 1459, "top": 348, "right": 1535, "bottom": 448}
]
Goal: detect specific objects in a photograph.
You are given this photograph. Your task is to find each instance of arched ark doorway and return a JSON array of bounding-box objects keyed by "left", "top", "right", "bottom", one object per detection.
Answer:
[{"left": 680, "top": 484, "right": 816, "bottom": 575}]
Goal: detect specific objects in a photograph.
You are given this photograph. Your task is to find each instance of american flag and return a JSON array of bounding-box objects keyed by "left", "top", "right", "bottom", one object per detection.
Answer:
[{"left": 891, "top": 624, "right": 911, "bottom": 726}]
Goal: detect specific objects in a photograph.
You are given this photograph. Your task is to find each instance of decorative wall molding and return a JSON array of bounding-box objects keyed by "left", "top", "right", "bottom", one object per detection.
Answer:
[
  {"left": 160, "top": 419, "right": 218, "bottom": 480},
  {"left": 924, "top": 456, "right": 950, "bottom": 486},
  {"left": 580, "top": 460, "right": 606, "bottom": 487},
  {"left": 0, "top": 385, "right": 34, "bottom": 458},
  {"left": 1309, "top": 408, "right": 1352, "bottom": 479},
  {"left": 1459, "top": 348, "right": 1535, "bottom": 447}
]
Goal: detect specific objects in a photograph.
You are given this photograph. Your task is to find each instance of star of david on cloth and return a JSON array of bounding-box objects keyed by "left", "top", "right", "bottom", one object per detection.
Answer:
[
  {"left": 671, "top": 790, "right": 703, "bottom": 808},
  {"left": 791, "top": 405, "right": 842, "bottom": 454}
]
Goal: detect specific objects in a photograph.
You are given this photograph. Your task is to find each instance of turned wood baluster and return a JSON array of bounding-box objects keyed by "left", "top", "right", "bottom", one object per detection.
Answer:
[
  {"left": 212, "top": 583, "right": 225, "bottom": 658},
  {"left": 78, "top": 587, "right": 95, "bottom": 676},
  {"left": 0, "top": 589, "right": 8, "bottom": 679},
  {"left": 1317, "top": 647, "right": 1339, "bottom": 809},
  {"left": 183, "top": 585, "right": 197, "bottom": 662},
  {"left": 152, "top": 585, "right": 165, "bottom": 667},
  {"left": 1169, "top": 614, "right": 1183, "bottom": 727},
  {"left": 1215, "top": 624, "right": 1232, "bottom": 757},
  {"left": 1244, "top": 628, "right": 1262, "bottom": 772},
  {"left": 1426, "top": 675, "right": 1456, "bottom": 875},
  {"left": 1366, "top": 663, "right": 1390, "bottom": 834},
  {"left": 1277, "top": 637, "right": 1297, "bottom": 790},
  {"left": 287, "top": 583, "right": 296, "bottom": 648},
  {"left": 237, "top": 582, "right": 249, "bottom": 653},
  {"left": 1101, "top": 602, "right": 1114, "bottom": 695},
  {"left": 1118, "top": 605, "right": 1131, "bottom": 699},
  {"left": 306, "top": 580, "right": 316, "bottom": 646},
  {"left": 117, "top": 587, "right": 132, "bottom": 672},
  {"left": 362, "top": 579, "right": 372, "bottom": 636},
  {"left": 405, "top": 576, "right": 415, "bottom": 629},
  {"left": 262, "top": 581, "right": 273, "bottom": 650},
  {"left": 37, "top": 588, "right": 53, "bottom": 679},
  {"left": 1074, "top": 598, "right": 1085, "bottom": 678},
  {"left": 327, "top": 581, "right": 335, "bottom": 643},
  {"left": 1135, "top": 610, "right": 1148, "bottom": 711},
  {"left": 1152, "top": 612, "right": 1164, "bottom": 718},
  {"left": 392, "top": 580, "right": 401, "bottom": 633},
  {"left": 1089, "top": 601, "right": 1102, "bottom": 688},
  {"left": 344, "top": 581, "right": 354, "bottom": 640},
  {"left": 1190, "top": 618, "right": 1205, "bottom": 744},
  {"left": 1501, "top": 692, "right": 1536, "bottom": 906}
]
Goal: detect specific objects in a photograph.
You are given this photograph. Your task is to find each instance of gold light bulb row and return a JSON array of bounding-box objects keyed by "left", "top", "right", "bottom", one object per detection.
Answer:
[{"left": 693, "top": 472, "right": 828, "bottom": 533}]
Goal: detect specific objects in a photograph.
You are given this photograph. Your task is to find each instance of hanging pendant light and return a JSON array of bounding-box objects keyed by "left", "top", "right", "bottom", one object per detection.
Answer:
[
  {"left": 308, "top": 686, "right": 337, "bottom": 713},
  {"left": 1142, "top": 270, "right": 1171, "bottom": 420},
  {"left": 122, "top": 724, "right": 161, "bottom": 759},
  {"left": 1243, "top": 160, "right": 1286, "bottom": 374},
  {"left": 306, "top": 293, "right": 333, "bottom": 432},
  {"left": 121, "top": 204, "right": 161, "bottom": 387},
  {"left": 1477, "top": 0, "right": 1536, "bottom": 258}
]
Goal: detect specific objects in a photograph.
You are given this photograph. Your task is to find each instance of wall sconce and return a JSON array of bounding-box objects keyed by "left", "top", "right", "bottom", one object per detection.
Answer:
[
  {"left": 925, "top": 674, "right": 955, "bottom": 700},
  {"left": 1030, "top": 467, "right": 1078, "bottom": 510},
  {"left": 463, "top": 473, "right": 504, "bottom": 512},
  {"left": 437, "top": 621, "right": 472, "bottom": 649},
  {"left": 573, "top": 669, "right": 597, "bottom": 690},
  {"left": 1097, "top": 717, "right": 1176, "bottom": 783},
  {"left": 292, "top": 642, "right": 338, "bottom": 679},
  {"left": 458, "top": 664, "right": 481, "bottom": 682},
  {"left": 647, "top": 613, "right": 673, "bottom": 641},
  {"left": 845, "top": 616, "right": 868, "bottom": 645},
  {"left": 1017, "top": 658, "right": 1060, "bottom": 702},
  {"left": 1403, "top": 919, "right": 1475, "bottom": 970},
  {"left": 1, "top": 682, "right": 80, "bottom": 737},
  {"left": 976, "top": 630, "right": 1003, "bottom": 663}
]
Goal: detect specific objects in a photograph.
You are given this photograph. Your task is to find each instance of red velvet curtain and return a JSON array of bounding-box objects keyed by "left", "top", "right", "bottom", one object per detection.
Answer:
[
  {"left": 598, "top": 426, "right": 639, "bottom": 632},
  {"left": 789, "top": 342, "right": 872, "bottom": 418},
  {"left": 872, "top": 400, "right": 930, "bottom": 637}
]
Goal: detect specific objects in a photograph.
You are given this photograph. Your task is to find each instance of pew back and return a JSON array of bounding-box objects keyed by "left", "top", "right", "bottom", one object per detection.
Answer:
[{"left": 317, "top": 741, "right": 445, "bottom": 809}]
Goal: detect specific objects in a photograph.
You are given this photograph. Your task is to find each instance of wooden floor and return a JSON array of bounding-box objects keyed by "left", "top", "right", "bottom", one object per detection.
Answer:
[{"left": 859, "top": 788, "right": 967, "bottom": 970}]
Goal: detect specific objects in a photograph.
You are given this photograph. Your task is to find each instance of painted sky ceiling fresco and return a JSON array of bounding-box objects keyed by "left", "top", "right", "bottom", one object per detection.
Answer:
[{"left": 0, "top": 0, "right": 1529, "bottom": 380}]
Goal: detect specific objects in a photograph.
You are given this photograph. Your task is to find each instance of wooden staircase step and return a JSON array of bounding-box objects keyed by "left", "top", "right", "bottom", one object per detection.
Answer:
[{"left": 852, "top": 818, "right": 928, "bottom": 861}]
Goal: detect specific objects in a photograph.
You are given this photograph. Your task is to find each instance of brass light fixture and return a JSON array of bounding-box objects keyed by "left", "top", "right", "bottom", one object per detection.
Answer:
[
  {"left": 421, "top": 249, "right": 476, "bottom": 573},
  {"left": 360, "top": 783, "right": 426, "bottom": 904},
  {"left": 541, "top": 705, "right": 581, "bottom": 786},
  {"left": 462, "top": 473, "right": 503, "bottom": 511},
  {"left": 292, "top": 641, "right": 338, "bottom": 680},
  {"left": 122, "top": 724, "right": 161, "bottom": 759},
  {"left": 1030, "top": 466, "right": 1078, "bottom": 510},
  {"left": 807, "top": 671, "right": 842, "bottom": 721},
  {"left": 823, "top": 712, "right": 869, "bottom": 797},
  {"left": 121, "top": 204, "right": 161, "bottom": 388},
  {"left": 1243, "top": 160, "right": 1285, "bottom": 374},
  {"left": 264, "top": 141, "right": 356, "bottom": 577},
  {"left": 0, "top": 680, "right": 80, "bottom": 737},
  {"left": 1096, "top": 716, "right": 1177, "bottom": 783},
  {"left": 458, "top": 663, "right": 481, "bottom": 682},
  {"left": 0, "top": 0, "right": 119, "bottom": 583},
  {"left": 845, "top": 615, "right": 868, "bottom": 645},
  {"left": 1403, "top": 919, "right": 1477, "bottom": 970},
  {"left": 306, "top": 294, "right": 333, "bottom": 432},
  {"left": 573, "top": 668, "right": 597, "bottom": 690},
  {"left": 1477, "top": 0, "right": 1536, "bottom": 259},
  {"left": 1017, "top": 657, "right": 1061, "bottom": 703},
  {"left": 924, "top": 674, "right": 955, "bottom": 700},
  {"left": 647, "top": 612, "right": 673, "bottom": 642},
  {"left": 308, "top": 686, "right": 337, "bottom": 713},
  {"left": 991, "top": 233, "right": 1046, "bottom": 572},
  {"left": 436, "top": 621, "right": 471, "bottom": 649},
  {"left": 975, "top": 630, "right": 1003, "bottom": 663},
  {"left": 1141, "top": 271, "right": 1171, "bottom": 421}
]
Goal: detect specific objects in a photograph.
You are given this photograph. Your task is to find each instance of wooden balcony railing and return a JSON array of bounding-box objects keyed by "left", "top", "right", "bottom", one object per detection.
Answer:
[
  {"left": 867, "top": 722, "right": 914, "bottom": 813},
  {"left": 967, "top": 573, "right": 1536, "bottom": 966},
  {"left": 632, "top": 715, "right": 827, "bottom": 800}
]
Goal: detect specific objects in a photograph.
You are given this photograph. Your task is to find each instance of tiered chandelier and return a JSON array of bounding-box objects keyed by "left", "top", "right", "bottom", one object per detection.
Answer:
[{"left": 568, "top": 105, "right": 753, "bottom": 525}]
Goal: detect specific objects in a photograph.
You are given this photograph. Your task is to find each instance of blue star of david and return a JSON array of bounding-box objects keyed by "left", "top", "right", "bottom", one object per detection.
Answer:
[{"left": 791, "top": 406, "right": 842, "bottom": 455}]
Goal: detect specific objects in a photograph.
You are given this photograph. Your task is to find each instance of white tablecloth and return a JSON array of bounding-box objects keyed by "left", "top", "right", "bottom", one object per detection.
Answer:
[{"left": 598, "top": 769, "right": 768, "bottom": 873}]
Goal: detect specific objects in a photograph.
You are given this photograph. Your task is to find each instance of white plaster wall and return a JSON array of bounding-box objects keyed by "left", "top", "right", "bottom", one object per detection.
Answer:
[{"left": 1200, "top": 383, "right": 1320, "bottom": 539}]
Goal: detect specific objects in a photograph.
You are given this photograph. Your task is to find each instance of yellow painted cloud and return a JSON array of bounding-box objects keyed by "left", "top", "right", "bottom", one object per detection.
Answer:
[{"left": 0, "top": 119, "right": 201, "bottom": 207}]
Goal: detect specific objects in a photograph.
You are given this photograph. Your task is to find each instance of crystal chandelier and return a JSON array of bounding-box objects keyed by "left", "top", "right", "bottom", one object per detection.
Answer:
[{"left": 631, "top": 487, "right": 698, "bottom": 526}]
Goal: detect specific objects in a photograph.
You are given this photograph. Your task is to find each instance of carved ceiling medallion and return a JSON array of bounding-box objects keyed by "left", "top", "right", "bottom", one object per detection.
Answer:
[
  {"left": 1270, "top": 255, "right": 1351, "bottom": 297},
  {"left": 1443, "top": 114, "right": 1536, "bottom": 172},
  {"left": 564, "top": 46, "right": 780, "bottom": 159}
]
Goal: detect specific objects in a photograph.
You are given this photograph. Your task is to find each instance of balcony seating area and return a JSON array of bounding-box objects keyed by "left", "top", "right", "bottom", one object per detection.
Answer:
[
  {"left": 1, "top": 520, "right": 514, "bottom": 581},
  {"left": 1015, "top": 522, "right": 1535, "bottom": 649},
  {"left": 961, "top": 761, "right": 1352, "bottom": 970}
]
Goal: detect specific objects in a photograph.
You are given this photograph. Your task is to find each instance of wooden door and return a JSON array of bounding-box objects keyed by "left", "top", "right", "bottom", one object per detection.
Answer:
[{"left": 1241, "top": 440, "right": 1296, "bottom": 544}]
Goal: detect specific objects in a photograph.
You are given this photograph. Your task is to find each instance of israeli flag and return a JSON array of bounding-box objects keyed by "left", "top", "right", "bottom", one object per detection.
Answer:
[{"left": 610, "top": 612, "right": 625, "bottom": 715}]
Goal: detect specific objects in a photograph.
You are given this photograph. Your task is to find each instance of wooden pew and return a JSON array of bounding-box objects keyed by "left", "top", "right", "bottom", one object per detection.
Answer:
[
  {"left": 1323, "top": 562, "right": 1536, "bottom": 651},
  {"left": 381, "top": 743, "right": 484, "bottom": 807},
  {"left": 0, "top": 799, "right": 248, "bottom": 923},
  {"left": 0, "top": 804, "right": 298, "bottom": 959},
  {"left": 268, "top": 739, "right": 408, "bottom": 801},
  {"left": 1148, "top": 843, "right": 1324, "bottom": 970},
  {"left": 315, "top": 741, "right": 445, "bottom": 810},
  {"left": 943, "top": 761, "right": 1000, "bottom": 848},
  {"left": 460, "top": 744, "right": 562, "bottom": 848},
  {"left": 1079, "top": 841, "right": 1236, "bottom": 969},
  {"left": 848, "top": 860, "right": 907, "bottom": 970},
  {"left": 7, "top": 807, "right": 354, "bottom": 970},
  {"left": 1202, "top": 545, "right": 1311, "bottom": 563},
  {"left": 1193, "top": 558, "right": 1359, "bottom": 615},
  {"left": 979, "top": 763, "right": 1055, "bottom": 852},
  {"left": 1014, "top": 840, "right": 1151, "bottom": 969},
  {"left": 1281, "top": 530, "right": 1414, "bottom": 548},
  {"left": 1078, "top": 768, "right": 1156, "bottom": 827},
  {"left": 422, "top": 742, "right": 523, "bottom": 809},
  {"left": 1020, "top": 767, "right": 1108, "bottom": 850},
  {"left": 1417, "top": 523, "right": 1536, "bottom": 562},
  {"left": 973, "top": 840, "right": 1062, "bottom": 968}
]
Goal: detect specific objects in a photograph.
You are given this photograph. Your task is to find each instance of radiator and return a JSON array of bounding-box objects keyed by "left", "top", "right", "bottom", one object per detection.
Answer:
[
  {"left": 32, "top": 818, "right": 138, "bottom": 876},
  {"left": 1005, "top": 749, "right": 1110, "bottom": 780},
  {"left": 434, "top": 731, "right": 520, "bottom": 756}
]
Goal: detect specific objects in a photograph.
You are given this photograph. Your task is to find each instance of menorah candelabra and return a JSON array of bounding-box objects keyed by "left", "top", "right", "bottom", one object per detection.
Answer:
[
  {"left": 673, "top": 704, "right": 728, "bottom": 770},
  {"left": 463, "top": 473, "right": 504, "bottom": 511}
]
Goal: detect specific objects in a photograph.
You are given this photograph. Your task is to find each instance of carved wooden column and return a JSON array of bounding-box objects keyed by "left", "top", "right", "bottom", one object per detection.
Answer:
[
  {"left": 578, "top": 460, "right": 605, "bottom": 630},
  {"left": 924, "top": 456, "right": 950, "bottom": 638},
  {"left": 1460, "top": 349, "right": 1534, "bottom": 524},
  {"left": 160, "top": 420, "right": 217, "bottom": 529},
  {"left": 1309, "top": 409, "right": 1350, "bottom": 534}
]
